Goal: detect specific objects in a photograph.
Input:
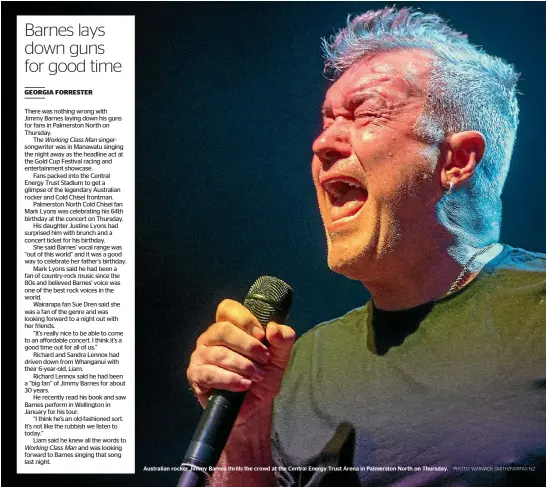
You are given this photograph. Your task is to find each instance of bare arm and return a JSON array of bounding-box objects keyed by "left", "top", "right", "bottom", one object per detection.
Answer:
[
  {"left": 186, "top": 299, "right": 295, "bottom": 487},
  {"left": 208, "top": 409, "right": 277, "bottom": 487}
]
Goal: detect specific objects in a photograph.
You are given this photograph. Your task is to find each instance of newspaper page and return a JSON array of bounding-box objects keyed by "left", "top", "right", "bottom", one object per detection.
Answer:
[{"left": 6, "top": 2, "right": 545, "bottom": 487}]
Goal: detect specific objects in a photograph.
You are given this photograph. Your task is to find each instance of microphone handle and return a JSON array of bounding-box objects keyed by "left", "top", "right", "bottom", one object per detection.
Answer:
[
  {"left": 176, "top": 468, "right": 203, "bottom": 487},
  {"left": 177, "top": 390, "right": 246, "bottom": 487},
  {"left": 177, "top": 276, "right": 292, "bottom": 487}
]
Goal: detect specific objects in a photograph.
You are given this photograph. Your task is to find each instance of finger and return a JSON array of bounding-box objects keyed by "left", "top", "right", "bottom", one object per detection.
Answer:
[
  {"left": 247, "top": 366, "right": 286, "bottom": 399},
  {"left": 215, "top": 299, "right": 265, "bottom": 340},
  {"left": 197, "top": 322, "right": 270, "bottom": 364},
  {"left": 194, "top": 345, "right": 265, "bottom": 382},
  {"left": 265, "top": 322, "right": 296, "bottom": 367},
  {"left": 189, "top": 363, "right": 253, "bottom": 394}
]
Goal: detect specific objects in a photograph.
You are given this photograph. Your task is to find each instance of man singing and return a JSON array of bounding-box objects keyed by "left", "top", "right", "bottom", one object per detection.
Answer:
[{"left": 187, "top": 7, "right": 545, "bottom": 486}]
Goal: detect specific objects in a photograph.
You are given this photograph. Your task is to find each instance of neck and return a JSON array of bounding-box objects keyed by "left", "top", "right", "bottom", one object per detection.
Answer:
[{"left": 362, "top": 241, "right": 502, "bottom": 311}]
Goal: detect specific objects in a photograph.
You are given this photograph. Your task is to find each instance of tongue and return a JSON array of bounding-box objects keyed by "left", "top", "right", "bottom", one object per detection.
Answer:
[{"left": 330, "top": 188, "right": 367, "bottom": 221}]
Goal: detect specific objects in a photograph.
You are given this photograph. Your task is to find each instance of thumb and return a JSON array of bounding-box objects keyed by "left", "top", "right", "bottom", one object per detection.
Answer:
[{"left": 265, "top": 322, "right": 296, "bottom": 368}]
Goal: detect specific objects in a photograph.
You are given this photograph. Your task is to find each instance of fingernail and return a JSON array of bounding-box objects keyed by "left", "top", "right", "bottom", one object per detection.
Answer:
[{"left": 252, "top": 326, "right": 264, "bottom": 339}]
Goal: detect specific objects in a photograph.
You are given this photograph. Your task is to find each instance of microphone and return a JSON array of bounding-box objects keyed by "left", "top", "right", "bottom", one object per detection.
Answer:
[{"left": 177, "top": 276, "right": 293, "bottom": 487}]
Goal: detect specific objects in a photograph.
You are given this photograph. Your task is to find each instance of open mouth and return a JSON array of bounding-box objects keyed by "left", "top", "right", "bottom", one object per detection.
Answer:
[{"left": 322, "top": 177, "right": 368, "bottom": 223}]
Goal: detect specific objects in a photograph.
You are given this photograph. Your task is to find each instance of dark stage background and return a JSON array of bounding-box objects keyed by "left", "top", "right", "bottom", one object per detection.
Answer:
[{"left": 3, "top": 2, "right": 545, "bottom": 486}]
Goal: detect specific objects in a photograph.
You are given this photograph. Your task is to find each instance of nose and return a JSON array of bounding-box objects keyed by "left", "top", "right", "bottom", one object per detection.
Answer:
[{"left": 312, "top": 120, "right": 352, "bottom": 165}]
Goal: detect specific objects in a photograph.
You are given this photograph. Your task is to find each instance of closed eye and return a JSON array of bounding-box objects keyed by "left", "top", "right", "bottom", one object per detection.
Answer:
[{"left": 355, "top": 110, "right": 377, "bottom": 118}]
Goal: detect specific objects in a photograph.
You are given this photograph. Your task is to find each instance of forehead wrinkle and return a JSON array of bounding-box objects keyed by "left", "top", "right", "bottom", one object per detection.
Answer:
[
  {"left": 348, "top": 76, "right": 414, "bottom": 106},
  {"left": 323, "top": 51, "right": 432, "bottom": 114},
  {"left": 352, "top": 49, "right": 432, "bottom": 95},
  {"left": 343, "top": 90, "right": 385, "bottom": 112},
  {"left": 323, "top": 79, "right": 409, "bottom": 117},
  {"left": 325, "top": 75, "right": 393, "bottom": 110},
  {"left": 348, "top": 75, "right": 393, "bottom": 93},
  {"left": 370, "top": 62, "right": 396, "bottom": 74}
]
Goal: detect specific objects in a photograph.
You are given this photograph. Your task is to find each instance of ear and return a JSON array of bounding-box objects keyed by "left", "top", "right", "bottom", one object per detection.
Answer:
[{"left": 440, "top": 131, "right": 486, "bottom": 189}]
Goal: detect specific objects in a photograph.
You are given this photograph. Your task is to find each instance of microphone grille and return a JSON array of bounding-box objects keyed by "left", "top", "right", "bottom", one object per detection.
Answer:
[{"left": 244, "top": 276, "right": 293, "bottom": 326}]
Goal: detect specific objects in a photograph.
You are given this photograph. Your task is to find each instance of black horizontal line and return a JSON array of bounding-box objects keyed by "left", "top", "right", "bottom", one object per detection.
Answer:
[
  {"left": 25, "top": 86, "right": 45, "bottom": 88},
  {"left": 24, "top": 97, "right": 45, "bottom": 99}
]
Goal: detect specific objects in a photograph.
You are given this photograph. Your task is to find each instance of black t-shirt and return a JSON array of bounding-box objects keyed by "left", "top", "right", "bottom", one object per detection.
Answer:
[{"left": 272, "top": 245, "right": 546, "bottom": 486}]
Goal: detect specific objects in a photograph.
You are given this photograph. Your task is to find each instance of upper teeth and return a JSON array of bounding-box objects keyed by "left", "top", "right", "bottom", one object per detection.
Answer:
[
  {"left": 327, "top": 178, "right": 361, "bottom": 186},
  {"left": 323, "top": 178, "right": 363, "bottom": 199}
]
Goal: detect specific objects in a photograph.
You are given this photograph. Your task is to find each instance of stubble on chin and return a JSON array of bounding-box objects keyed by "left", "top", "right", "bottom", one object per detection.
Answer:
[
  {"left": 324, "top": 208, "right": 403, "bottom": 281},
  {"left": 325, "top": 228, "right": 374, "bottom": 280}
]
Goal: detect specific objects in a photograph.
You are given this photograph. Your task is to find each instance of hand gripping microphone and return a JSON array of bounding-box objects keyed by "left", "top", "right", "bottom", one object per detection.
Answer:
[{"left": 177, "top": 276, "right": 293, "bottom": 487}]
